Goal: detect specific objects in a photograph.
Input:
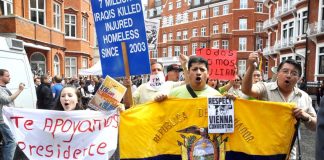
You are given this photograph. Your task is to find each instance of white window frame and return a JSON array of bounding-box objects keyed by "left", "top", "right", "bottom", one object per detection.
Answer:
[
  {"left": 238, "top": 60, "right": 246, "bottom": 76},
  {"left": 176, "top": 31, "right": 181, "bottom": 40},
  {"left": 163, "top": 33, "right": 167, "bottom": 43},
  {"left": 256, "top": 21, "right": 263, "bottom": 32},
  {"left": 53, "top": 2, "right": 61, "bottom": 30},
  {"left": 30, "top": 0, "right": 46, "bottom": 25},
  {"left": 213, "top": 6, "right": 219, "bottom": 16},
  {"left": 168, "top": 2, "right": 173, "bottom": 10},
  {"left": 82, "top": 17, "right": 88, "bottom": 40},
  {"left": 54, "top": 55, "right": 60, "bottom": 76},
  {"left": 162, "top": 48, "right": 167, "bottom": 57},
  {"left": 183, "top": 45, "right": 188, "bottom": 55},
  {"left": 168, "top": 15, "right": 173, "bottom": 26},
  {"left": 240, "top": 0, "right": 247, "bottom": 9},
  {"left": 239, "top": 18, "right": 247, "bottom": 30},
  {"left": 223, "top": 4, "right": 229, "bottom": 15},
  {"left": 297, "top": 9, "right": 308, "bottom": 41},
  {"left": 193, "top": 11, "right": 198, "bottom": 20},
  {"left": 222, "top": 40, "right": 229, "bottom": 49},
  {"left": 213, "top": 40, "right": 219, "bottom": 49},
  {"left": 192, "top": 28, "right": 198, "bottom": 37},
  {"left": 201, "top": 9, "right": 206, "bottom": 19},
  {"left": 176, "top": 0, "right": 181, "bottom": 8},
  {"left": 222, "top": 23, "right": 229, "bottom": 33},
  {"left": 281, "top": 19, "right": 294, "bottom": 47},
  {"left": 256, "top": 3, "right": 263, "bottom": 13},
  {"left": 213, "top": 24, "right": 219, "bottom": 34},
  {"left": 200, "top": 43, "right": 206, "bottom": 48},
  {"left": 65, "top": 57, "right": 77, "bottom": 78},
  {"left": 183, "top": 30, "right": 188, "bottom": 39},
  {"left": 239, "top": 37, "right": 247, "bottom": 51},
  {"left": 175, "top": 46, "right": 181, "bottom": 56},
  {"left": 168, "top": 32, "right": 173, "bottom": 41},
  {"left": 0, "top": 0, "right": 13, "bottom": 16},
  {"left": 65, "top": 14, "right": 76, "bottom": 38},
  {"left": 168, "top": 46, "right": 173, "bottom": 57},
  {"left": 201, "top": 27, "right": 206, "bottom": 36},
  {"left": 82, "top": 57, "right": 88, "bottom": 69},
  {"left": 192, "top": 43, "right": 197, "bottom": 55}
]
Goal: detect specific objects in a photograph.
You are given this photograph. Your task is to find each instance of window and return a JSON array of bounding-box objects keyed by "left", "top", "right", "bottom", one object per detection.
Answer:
[
  {"left": 222, "top": 40, "right": 229, "bottom": 49},
  {"left": 65, "top": 14, "right": 76, "bottom": 37},
  {"left": 163, "top": 33, "right": 167, "bottom": 43},
  {"left": 168, "top": 46, "right": 172, "bottom": 57},
  {"left": 162, "top": 48, "right": 167, "bottom": 57},
  {"left": 256, "top": 21, "right": 263, "bottom": 32},
  {"left": 201, "top": 27, "right": 206, "bottom": 36},
  {"left": 222, "top": 23, "right": 229, "bottom": 33},
  {"left": 168, "top": 2, "right": 173, "bottom": 10},
  {"left": 201, "top": 9, "right": 206, "bottom": 19},
  {"left": 183, "top": 46, "right": 188, "bottom": 55},
  {"left": 0, "top": 0, "right": 13, "bottom": 16},
  {"left": 65, "top": 57, "right": 77, "bottom": 78},
  {"left": 256, "top": 3, "right": 263, "bottom": 13},
  {"left": 319, "top": 47, "right": 324, "bottom": 74},
  {"left": 238, "top": 60, "right": 246, "bottom": 76},
  {"left": 30, "top": 52, "right": 46, "bottom": 76},
  {"left": 193, "top": 11, "right": 198, "bottom": 20},
  {"left": 30, "top": 0, "right": 45, "bottom": 25},
  {"left": 240, "top": 0, "right": 247, "bottom": 9},
  {"left": 183, "top": 30, "right": 188, "bottom": 39},
  {"left": 175, "top": 46, "right": 181, "bottom": 56},
  {"left": 152, "top": 50, "right": 158, "bottom": 58},
  {"left": 176, "top": 31, "right": 181, "bottom": 40},
  {"left": 162, "top": 16, "right": 168, "bottom": 27},
  {"left": 183, "top": 12, "right": 188, "bottom": 23},
  {"left": 192, "top": 43, "right": 198, "bottom": 55},
  {"left": 213, "top": 40, "right": 219, "bottom": 49},
  {"left": 256, "top": 36, "right": 263, "bottom": 50},
  {"left": 192, "top": 28, "right": 198, "bottom": 37},
  {"left": 176, "top": 1, "right": 181, "bottom": 8},
  {"left": 223, "top": 4, "right": 229, "bottom": 15},
  {"left": 168, "top": 32, "right": 173, "bottom": 41},
  {"left": 54, "top": 55, "right": 60, "bottom": 76},
  {"left": 53, "top": 3, "right": 61, "bottom": 30},
  {"left": 282, "top": 21, "right": 294, "bottom": 46},
  {"left": 213, "top": 24, "right": 219, "bottom": 34},
  {"left": 82, "top": 17, "right": 88, "bottom": 40},
  {"left": 213, "top": 6, "right": 219, "bottom": 16},
  {"left": 168, "top": 16, "right": 173, "bottom": 25},
  {"left": 297, "top": 10, "right": 308, "bottom": 38},
  {"left": 176, "top": 13, "right": 182, "bottom": 24},
  {"left": 82, "top": 57, "right": 88, "bottom": 69},
  {"left": 239, "top": 37, "right": 247, "bottom": 51},
  {"left": 239, "top": 18, "right": 247, "bottom": 30},
  {"left": 200, "top": 43, "right": 206, "bottom": 48}
]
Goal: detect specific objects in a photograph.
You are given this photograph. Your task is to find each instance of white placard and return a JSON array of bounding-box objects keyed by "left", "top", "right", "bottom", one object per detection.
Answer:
[{"left": 208, "top": 96, "right": 234, "bottom": 133}]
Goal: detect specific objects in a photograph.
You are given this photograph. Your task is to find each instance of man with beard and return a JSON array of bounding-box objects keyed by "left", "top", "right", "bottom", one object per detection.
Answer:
[
  {"left": 241, "top": 52, "right": 316, "bottom": 160},
  {"left": 0, "top": 69, "right": 25, "bottom": 160},
  {"left": 36, "top": 74, "right": 54, "bottom": 109}
]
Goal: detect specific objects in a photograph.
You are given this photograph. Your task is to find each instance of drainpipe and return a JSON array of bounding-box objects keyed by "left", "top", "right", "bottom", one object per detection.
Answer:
[{"left": 304, "top": 0, "right": 310, "bottom": 89}]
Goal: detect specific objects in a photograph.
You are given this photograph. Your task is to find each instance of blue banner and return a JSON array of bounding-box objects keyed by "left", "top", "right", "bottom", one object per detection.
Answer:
[{"left": 91, "top": 0, "right": 151, "bottom": 77}]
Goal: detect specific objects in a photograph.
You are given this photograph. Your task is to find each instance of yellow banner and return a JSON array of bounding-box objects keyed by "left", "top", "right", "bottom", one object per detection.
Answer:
[{"left": 119, "top": 98, "right": 296, "bottom": 159}]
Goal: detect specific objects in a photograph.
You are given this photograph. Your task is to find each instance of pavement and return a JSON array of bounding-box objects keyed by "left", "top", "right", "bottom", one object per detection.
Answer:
[{"left": 300, "top": 124, "right": 316, "bottom": 160}]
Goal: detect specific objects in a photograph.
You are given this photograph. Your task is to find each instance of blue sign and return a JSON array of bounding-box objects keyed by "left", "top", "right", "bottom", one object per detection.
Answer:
[{"left": 91, "top": 0, "right": 151, "bottom": 77}]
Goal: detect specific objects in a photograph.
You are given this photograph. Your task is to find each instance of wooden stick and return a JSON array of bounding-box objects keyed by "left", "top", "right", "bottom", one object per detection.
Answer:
[{"left": 121, "top": 42, "right": 133, "bottom": 109}]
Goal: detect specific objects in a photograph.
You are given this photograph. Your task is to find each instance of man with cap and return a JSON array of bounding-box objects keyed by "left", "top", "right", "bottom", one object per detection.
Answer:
[{"left": 166, "top": 64, "right": 183, "bottom": 82}]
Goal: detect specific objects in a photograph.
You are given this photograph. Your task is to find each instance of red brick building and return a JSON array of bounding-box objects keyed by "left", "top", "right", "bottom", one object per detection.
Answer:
[
  {"left": 0, "top": 0, "right": 95, "bottom": 78},
  {"left": 147, "top": 0, "right": 268, "bottom": 77},
  {"left": 263, "top": 0, "right": 324, "bottom": 86}
]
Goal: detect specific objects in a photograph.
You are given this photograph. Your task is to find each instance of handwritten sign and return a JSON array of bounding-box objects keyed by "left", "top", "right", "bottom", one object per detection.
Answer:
[
  {"left": 3, "top": 107, "right": 119, "bottom": 160},
  {"left": 91, "top": 0, "right": 151, "bottom": 77},
  {"left": 196, "top": 48, "right": 237, "bottom": 80},
  {"left": 89, "top": 75, "right": 126, "bottom": 111},
  {"left": 207, "top": 96, "right": 234, "bottom": 133}
]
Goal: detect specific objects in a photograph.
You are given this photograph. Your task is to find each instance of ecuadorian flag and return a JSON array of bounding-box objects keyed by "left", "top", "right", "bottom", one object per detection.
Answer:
[{"left": 119, "top": 98, "right": 296, "bottom": 160}]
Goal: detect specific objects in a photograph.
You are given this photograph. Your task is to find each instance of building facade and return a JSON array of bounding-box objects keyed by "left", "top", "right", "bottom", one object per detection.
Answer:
[
  {"left": 0, "top": 0, "right": 95, "bottom": 78},
  {"left": 263, "top": 0, "right": 324, "bottom": 86},
  {"left": 147, "top": 0, "right": 268, "bottom": 77}
]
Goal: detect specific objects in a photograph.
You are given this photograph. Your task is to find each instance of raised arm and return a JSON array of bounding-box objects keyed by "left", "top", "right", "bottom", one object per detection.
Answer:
[{"left": 241, "top": 52, "right": 261, "bottom": 98}]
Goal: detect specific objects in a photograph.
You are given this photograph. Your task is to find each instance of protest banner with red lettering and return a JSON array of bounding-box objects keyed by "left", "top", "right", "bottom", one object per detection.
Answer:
[
  {"left": 3, "top": 107, "right": 119, "bottom": 160},
  {"left": 89, "top": 75, "right": 127, "bottom": 111},
  {"left": 196, "top": 48, "right": 237, "bottom": 80}
]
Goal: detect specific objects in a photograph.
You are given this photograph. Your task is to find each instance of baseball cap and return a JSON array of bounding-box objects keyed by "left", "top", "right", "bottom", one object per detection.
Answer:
[{"left": 167, "top": 64, "right": 183, "bottom": 72}]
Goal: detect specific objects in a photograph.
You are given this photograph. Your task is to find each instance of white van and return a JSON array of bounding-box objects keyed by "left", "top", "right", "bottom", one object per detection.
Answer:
[{"left": 0, "top": 36, "right": 37, "bottom": 109}]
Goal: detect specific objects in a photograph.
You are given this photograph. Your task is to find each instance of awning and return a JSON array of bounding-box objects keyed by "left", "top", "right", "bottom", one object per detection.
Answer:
[
  {"left": 79, "top": 60, "right": 102, "bottom": 75},
  {"left": 23, "top": 42, "right": 51, "bottom": 51}
]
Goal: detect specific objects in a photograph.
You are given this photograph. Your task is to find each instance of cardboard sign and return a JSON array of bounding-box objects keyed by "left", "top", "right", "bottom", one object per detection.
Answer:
[
  {"left": 207, "top": 96, "right": 234, "bottom": 133},
  {"left": 89, "top": 75, "right": 127, "bottom": 111},
  {"left": 91, "top": 0, "right": 151, "bottom": 77},
  {"left": 3, "top": 107, "right": 119, "bottom": 160},
  {"left": 196, "top": 48, "right": 237, "bottom": 80}
]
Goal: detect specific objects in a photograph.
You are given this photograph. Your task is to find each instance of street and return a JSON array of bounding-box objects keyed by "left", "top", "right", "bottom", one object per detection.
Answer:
[{"left": 300, "top": 125, "right": 316, "bottom": 160}]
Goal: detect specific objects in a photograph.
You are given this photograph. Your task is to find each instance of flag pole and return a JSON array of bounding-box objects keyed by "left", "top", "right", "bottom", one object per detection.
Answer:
[{"left": 121, "top": 42, "right": 133, "bottom": 109}]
